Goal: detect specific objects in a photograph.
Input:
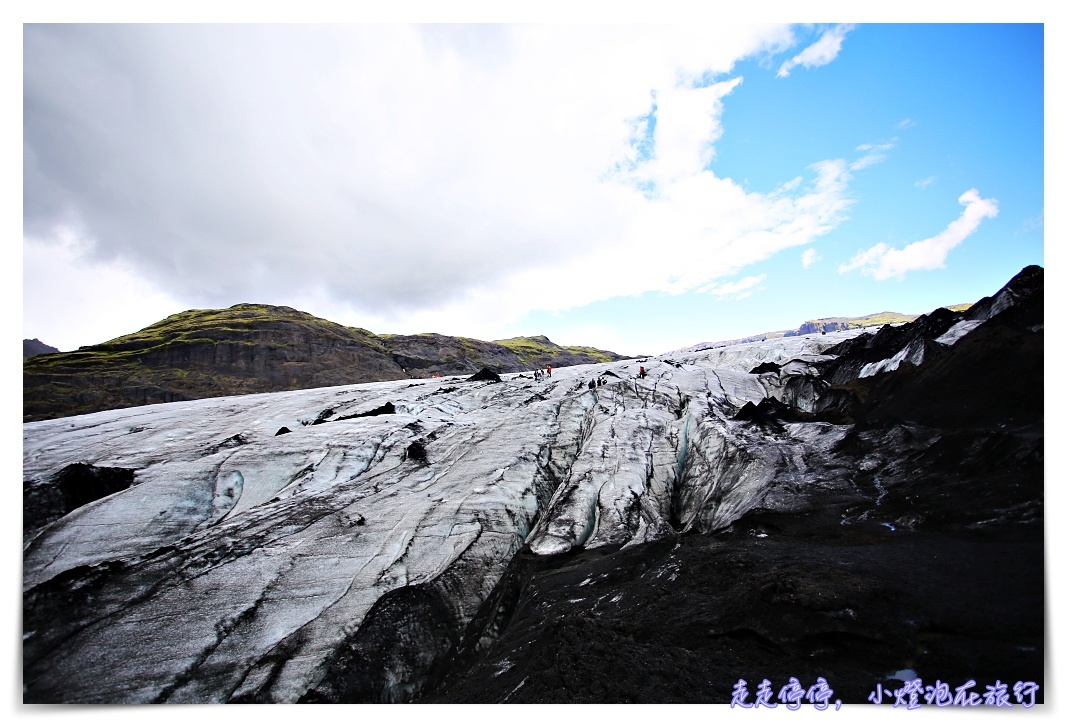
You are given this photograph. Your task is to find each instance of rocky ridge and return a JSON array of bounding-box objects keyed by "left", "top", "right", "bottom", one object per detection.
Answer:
[
  {"left": 23, "top": 338, "right": 59, "bottom": 360},
  {"left": 22, "top": 305, "right": 627, "bottom": 422}
]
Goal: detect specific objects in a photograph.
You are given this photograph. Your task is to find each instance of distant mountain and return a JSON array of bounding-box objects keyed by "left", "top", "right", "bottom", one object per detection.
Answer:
[
  {"left": 679, "top": 304, "right": 973, "bottom": 352},
  {"left": 779, "top": 305, "right": 972, "bottom": 336},
  {"left": 23, "top": 338, "right": 59, "bottom": 360},
  {"left": 22, "top": 304, "right": 629, "bottom": 421}
]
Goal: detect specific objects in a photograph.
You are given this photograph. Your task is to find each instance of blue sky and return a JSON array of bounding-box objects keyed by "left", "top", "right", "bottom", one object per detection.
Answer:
[
  {"left": 515, "top": 24, "right": 1044, "bottom": 352},
  {"left": 22, "top": 22, "right": 1045, "bottom": 356}
]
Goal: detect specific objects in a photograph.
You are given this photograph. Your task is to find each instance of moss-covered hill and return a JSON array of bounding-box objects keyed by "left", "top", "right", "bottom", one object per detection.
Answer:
[
  {"left": 23, "top": 304, "right": 629, "bottom": 421},
  {"left": 489, "top": 335, "right": 622, "bottom": 369}
]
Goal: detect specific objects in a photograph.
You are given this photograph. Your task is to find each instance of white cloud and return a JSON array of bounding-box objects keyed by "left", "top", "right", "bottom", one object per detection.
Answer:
[
  {"left": 915, "top": 176, "right": 937, "bottom": 189},
  {"left": 896, "top": 118, "right": 917, "bottom": 130},
  {"left": 850, "top": 141, "right": 895, "bottom": 171},
  {"left": 777, "top": 24, "right": 855, "bottom": 78},
  {"left": 24, "top": 24, "right": 859, "bottom": 349},
  {"left": 639, "top": 77, "right": 743, "bottom": 184},
  {"left": 801, "top": 248, "right": 820, "bottom": 268},
  {"left": 838, "top": 189, "right": 999, "bottom": 280},
  {"left": 698, "top": 274, "right": 767, "bottom": 300}
]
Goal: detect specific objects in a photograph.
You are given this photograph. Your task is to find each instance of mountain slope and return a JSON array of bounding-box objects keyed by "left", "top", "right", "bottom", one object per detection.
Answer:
[
  {"left": 23, "top": 338, "right": 59, "bottom": 359},
  {"left": 491, "top": 335, "right": 627, "bottom": 369},
  {"left": 22, "top": 304, "right": 627, "bottom": 422},
  {"left": 681, "top": 303, "right": 974, "bottom": 351},
  {"left": 22, "top": 266, "right": 1042, "bottom": 704}
]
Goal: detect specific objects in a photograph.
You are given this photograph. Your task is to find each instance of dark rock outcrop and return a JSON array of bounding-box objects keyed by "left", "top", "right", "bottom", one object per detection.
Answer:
[
  {"left": 24, "top": 338, "right": 59, "bottom": 359},
  {"left": 406, "top": 442, "right": 428, "bottom": 462},
  {"left": 300, "top": 584, "right": 459, "bottom": 703},
  {"left": 24, "top": 463, "right": 137, "bottom": 535},
  {"left": 733, "top": 396, "right": 811, "bottom": 431},
  {"left": 336, "top": 402, "right": 397, "bottom": 420},
  {"left": 749, "top": 361, "right": 782, "bottom": 375},
  {"left": 467, "top": 368, "right": 502, "bottom": 383},
  {"left": 784, "top": 265, "right": 1043, "bottom": 429}
]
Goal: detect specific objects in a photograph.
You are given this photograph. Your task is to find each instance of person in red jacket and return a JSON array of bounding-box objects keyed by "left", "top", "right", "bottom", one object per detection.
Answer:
[{"left": 547, "top": 365, "right": 552, "bottom": 377}]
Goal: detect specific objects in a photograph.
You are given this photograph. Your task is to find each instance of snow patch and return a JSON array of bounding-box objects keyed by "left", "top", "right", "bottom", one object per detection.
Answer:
[{"left": 935, "top": 319, "right": 982, "bottom": 346}]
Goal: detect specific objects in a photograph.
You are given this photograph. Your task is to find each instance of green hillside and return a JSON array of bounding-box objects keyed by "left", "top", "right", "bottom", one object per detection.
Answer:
[{"left": 24, "top": 305, "right": 628, "bottom": 421}]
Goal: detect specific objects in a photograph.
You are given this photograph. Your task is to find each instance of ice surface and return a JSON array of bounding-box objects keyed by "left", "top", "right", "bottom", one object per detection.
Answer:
[{"left": 23, "top": 329, "right": 878, "bottom": 702}]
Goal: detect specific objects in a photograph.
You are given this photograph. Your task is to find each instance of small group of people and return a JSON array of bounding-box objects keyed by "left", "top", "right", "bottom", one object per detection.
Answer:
[
  {"left": 588, "top": 376, "right": 608, "bottom": 390},
  {"left": 533, "top": 365, "right": 552, "bottom": 382}
]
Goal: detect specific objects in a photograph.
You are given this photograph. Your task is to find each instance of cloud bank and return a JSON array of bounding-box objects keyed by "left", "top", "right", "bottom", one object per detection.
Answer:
[
  {"left": 838, "top": 189, "right": 999, "bottom": 280},
  {"left": 26, "top": 24, "right": 862, "bottom": 347}
]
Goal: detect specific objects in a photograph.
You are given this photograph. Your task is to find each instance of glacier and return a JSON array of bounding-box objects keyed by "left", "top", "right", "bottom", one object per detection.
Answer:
[
  {"left": 24, "top": 331, "right": 863, "bottom": 702},
  {"left": 22, "top": 266, "right": 1044, "bottom": 703}
]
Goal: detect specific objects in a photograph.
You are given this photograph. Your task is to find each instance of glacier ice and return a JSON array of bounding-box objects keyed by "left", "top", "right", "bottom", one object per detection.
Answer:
[{"left": 20, "top": 329, "right": 952, "bottom": 702}]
